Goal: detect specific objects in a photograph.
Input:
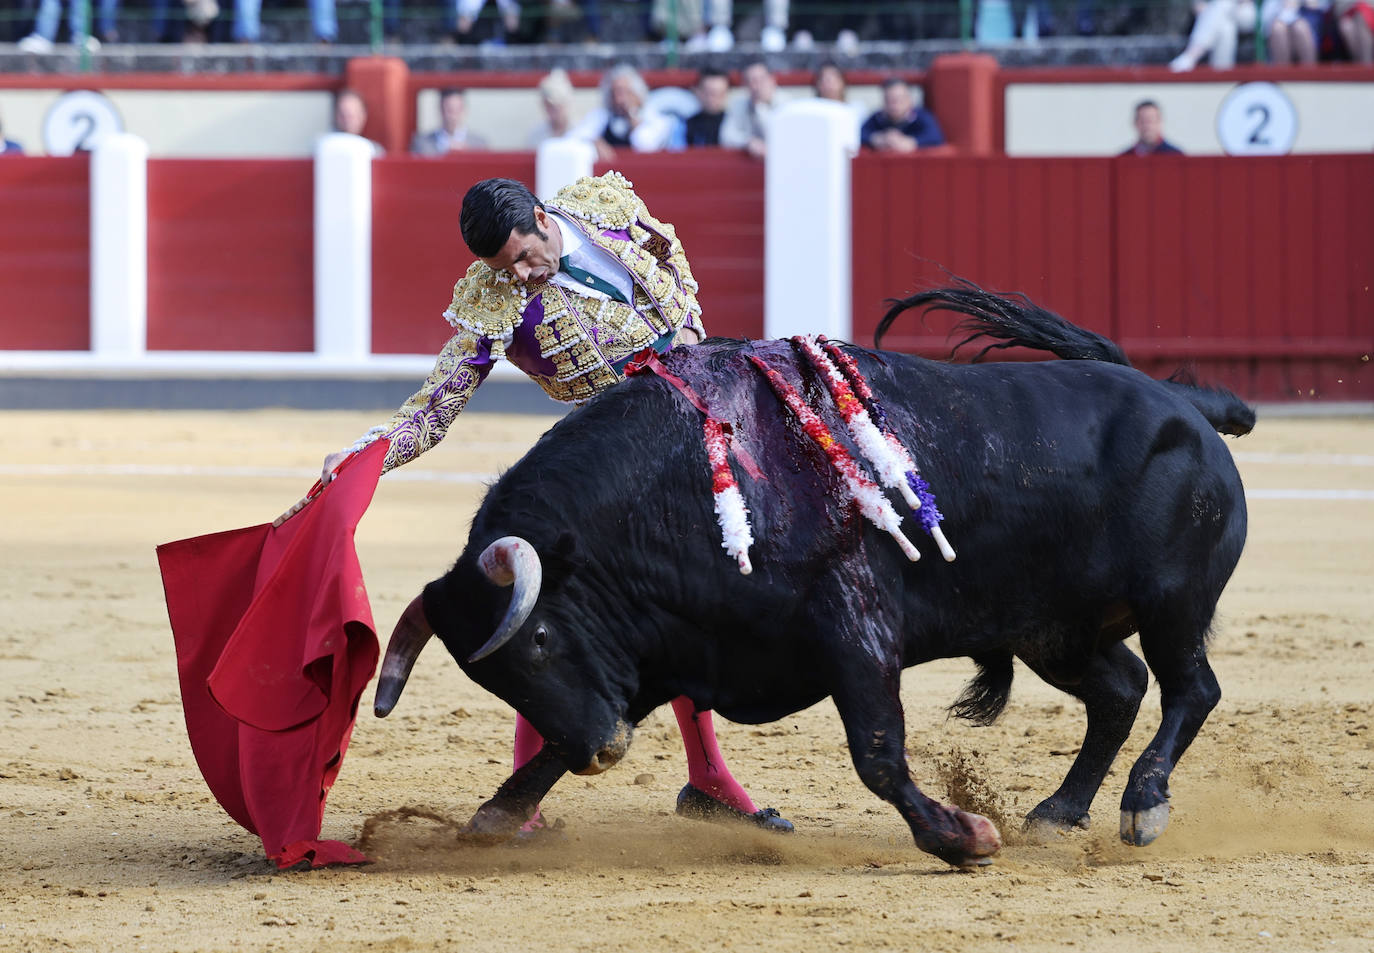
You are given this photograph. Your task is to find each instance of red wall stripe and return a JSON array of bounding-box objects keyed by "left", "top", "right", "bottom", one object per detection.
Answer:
[
  {"left": 146, "top": 159, "right": 314, "bottom": 351},
  {"left": 854, "top": 153, "right": 1373, "bottom": 400},
  {"left": 0, "top": 157, "right": 90, "bottom": 350}
]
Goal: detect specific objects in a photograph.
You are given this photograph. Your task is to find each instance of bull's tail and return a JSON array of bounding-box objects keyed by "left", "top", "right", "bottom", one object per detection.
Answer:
[
  {"left": 949, "top": 653, "right": 1014, "bottom": 727},
  {"left": 875, "top": 276, "right": 1255, "bottom": 437},
  {"left": 1162, "top": 368, "right": 1257, "bottom": 436},
  {"left": 875, "top": 277, "right": 1132, "bottom": 365}
]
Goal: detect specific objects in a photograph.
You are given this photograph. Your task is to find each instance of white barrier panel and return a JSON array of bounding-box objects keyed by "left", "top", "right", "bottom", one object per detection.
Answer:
[
  {"left": 313, "top": 133, "right": 375, "bottom": 361},
  {"left": 536, "top": 137, "right": 596, "bottom": 200},
  {"left": 90, "top": 133, "right": 148, "bottom": 357},
  {"left": 764, "top": 101, "right": 859, "bottom": 341}
]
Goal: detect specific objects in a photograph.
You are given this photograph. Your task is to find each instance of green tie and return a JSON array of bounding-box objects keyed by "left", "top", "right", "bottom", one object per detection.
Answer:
[{"left": 559, "top": 255, "right": 629, "bottom": 304}]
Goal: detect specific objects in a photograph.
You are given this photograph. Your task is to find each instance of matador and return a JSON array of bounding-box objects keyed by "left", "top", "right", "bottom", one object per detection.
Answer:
[{"left": 295, "top": 173, "right": 792, "bottom": 834}]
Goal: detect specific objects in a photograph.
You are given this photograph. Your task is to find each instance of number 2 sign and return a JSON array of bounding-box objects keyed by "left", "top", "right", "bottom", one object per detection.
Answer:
[
  {"left": 1216, "top": 82, "right": 1298, "bottom": 156},
  {"left": 42, "top": 90, "right": 124, "bottom": 156}
]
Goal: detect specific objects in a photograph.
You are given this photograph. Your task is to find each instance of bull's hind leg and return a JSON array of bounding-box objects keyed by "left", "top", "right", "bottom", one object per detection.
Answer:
[
  {"left": 1120, "top": 616, "right": 1222, "bottom": 846},
  {"left": 831, "top": 679, "right": 1002, "bottom": 867},
  {"left": 1022, "top": 642, "right": 1149, "bottom": 836}
]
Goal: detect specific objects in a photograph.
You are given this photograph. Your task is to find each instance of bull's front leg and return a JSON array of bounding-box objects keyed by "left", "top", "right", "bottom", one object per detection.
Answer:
[
  {"left": 832, "top": 679, "right": 1002, "bottom": 868},
  {"left": 464, "top": 746, "right": 567, "bottom": 842}
]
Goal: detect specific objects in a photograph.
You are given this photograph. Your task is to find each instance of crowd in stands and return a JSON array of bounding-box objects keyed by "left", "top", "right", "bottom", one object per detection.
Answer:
[
  {"left": 319, "top": 62, "right": 956, "bottom": 162},
  {"left": 0, "top": 0, "right": 1368, "bottom": 62}
]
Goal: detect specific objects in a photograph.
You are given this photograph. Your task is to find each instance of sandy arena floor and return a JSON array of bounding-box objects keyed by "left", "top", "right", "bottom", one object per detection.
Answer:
[{"left": 1, "top": 408, "right": 1372, "bottom": 953}]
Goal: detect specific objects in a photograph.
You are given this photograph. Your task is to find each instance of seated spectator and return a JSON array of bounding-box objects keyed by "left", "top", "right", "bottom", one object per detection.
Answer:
[
  {"left": 455, "top": 0, "right": 520, "bottom": 42},
  {"left": 18, "top": 0, "right": 115, "bottom": 51},
  {"left": 527, "top": 68, "right": 576, "bottom": 147},
  {"left": 233, "top": 0, "right": 337, "bottom": 42},
  {"left": 1120, "top": 100, "right": 1184, "bottom": 156},
  {"left": 1169, "top": 0, "right": 1258, "bottom": 71},
  {"left": 860, "top": 77, "right": 946, "bottom": 153},
  {"left": 1335, "top": 0, "right": 1374, "bottom": 61},
  {"left": 412, "top": 88, "right": 488, "bottom": 155},
  {"left": 812, "top": 60, "right": 863, "bottom": 138},
  {"left": 1261, "top": 0, "right": 1328, "bottom": 63},
  {"left": 1, "top": 109, "right": 23, "bottom": 154},
  {"left": 720, "top": 59, "right": 778, "bottom": 160},
  {"left": 684, "top": 67, "right": 730, "bottom": 147},
  {"left": 670, "top": 0, "right": 792, "bottom": 52},
  {"left": 569, "top": 64, "right": 675, "bottom": 162},
  {"left": 333, "top": 88, "right": 385, "bottom": 156}
]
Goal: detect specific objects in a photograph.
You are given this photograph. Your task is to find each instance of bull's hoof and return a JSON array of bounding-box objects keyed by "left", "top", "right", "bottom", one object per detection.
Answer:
[
  {"left": 462, "top": 798, "right": 533, "bottom": 844},
  {"left": 675, "top": 784, "right": 795, "bottom": 833},
  {"left": 925, "top": 810, "right": 1003, "bottom": 868},
  {"left": 1023, "top": 804, "right": 1091, "bottom": 841},
  {"left": 1120, "top": 803, "right": 1170, "bottom": 846},
  {"left": 956, "top": 810, "right": 1003, "bottom": 858}
]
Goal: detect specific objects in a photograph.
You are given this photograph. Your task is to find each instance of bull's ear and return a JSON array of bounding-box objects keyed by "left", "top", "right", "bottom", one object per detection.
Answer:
[{"left": 542, "top": 532, "right": 581, "bottom": 586}]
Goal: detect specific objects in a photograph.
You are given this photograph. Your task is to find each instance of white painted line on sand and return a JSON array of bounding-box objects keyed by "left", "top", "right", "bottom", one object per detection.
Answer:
[
  {"left": 0, "top": 463, "right": 496, "bottom": 484},
  {"left": 0, "top": 463, "right": 1370, "bottom": 501},
  {"left": 1233, "top": 452, "right": 1374, "bottom": 467}
]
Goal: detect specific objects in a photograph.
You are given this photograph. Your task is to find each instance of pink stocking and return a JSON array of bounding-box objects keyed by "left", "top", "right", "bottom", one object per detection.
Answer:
[
  {"left": 671, "top": 696, "right": 757, "bottom": 814},
  {"left": 513, "top": 713, "right": 546, "bottom": 830}
]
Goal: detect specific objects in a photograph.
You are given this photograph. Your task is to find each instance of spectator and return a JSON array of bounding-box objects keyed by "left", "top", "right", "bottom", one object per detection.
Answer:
[
  {"left": 684, "top": 67, "right": 730, "bottom": 147},
  {"left": 860, "top": 77, "right": 946, "bottom": 153},
  {"left": 455, "top": 0, "right": 520, "bottom": 41},
  {"left": 233, "top": 0, "right": 337, "bottom": 42},
  {"left": 569, "top": 64, "right": 675, "bottom": 162},
  {"left": 333, "top": 88, "right": 385, "bottom": 156},
  {"left": 18, "top": 0, "right": 114, "bottom": 51},
  {"left": 412, "top": 89, "right": 488, "bottom": 155},
  {"left": 1, "top": 109, "right": 23, "bottom": 154},
  {"left": 527, "top": 68, "right": 577, "bottom": 148},
  {"left": 1120, "top": 100, "right": 1184, "bottom": 156},
  {"left": 812, "top": 60, "right": 863, "bottom": 138},
  {"left": 1335, "top": 0, "right": 1374, "bottom": 61},
  {"left": 1169, "top": 0, "right": 1259, "bottom": 71},
  {"left": 1261, "top": 0, "right": 1328, "bottom": 63},
  {"left": 720, "top": 59, "right": 777, "bottom": 160},
  {"left": 671, "top": 0, "right": 791, "bottom": 51}
]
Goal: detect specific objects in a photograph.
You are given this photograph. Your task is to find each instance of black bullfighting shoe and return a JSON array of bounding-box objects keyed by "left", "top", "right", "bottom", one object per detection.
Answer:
[{"left": 675, "top": 784, "right": 795, "bottom": 833}]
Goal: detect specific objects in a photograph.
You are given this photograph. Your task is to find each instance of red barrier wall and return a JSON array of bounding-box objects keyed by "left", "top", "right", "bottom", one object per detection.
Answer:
[
  {"left": 853, "top": 153, "right": 1374, "bottom": 401},
  {"left": 598, "top": 151, "right": 765, "bottom": 341},
  {"left": 146, "top": 159, "right": 314, "bottom": 351},
  {"left": 0, "top": 157, "right": 90, "bottom": 350},
  {"left": 370, "top": 153, "right": 536, "bottom": 354}
]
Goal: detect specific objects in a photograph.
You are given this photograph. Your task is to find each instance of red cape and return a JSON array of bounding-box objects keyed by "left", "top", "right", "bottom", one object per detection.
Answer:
[{"left": 156, "top": 441, "right": 386, "bottom": 868}]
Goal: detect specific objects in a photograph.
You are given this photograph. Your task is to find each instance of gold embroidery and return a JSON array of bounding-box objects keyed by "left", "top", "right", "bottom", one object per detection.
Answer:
[
  {"left": 549, "top": 171, "right": 642, "bottom": 231},
  {"left": 444, "top": 261, "right": 525, "bottom": 357},
  {"left": 378, "top": 329, "right": 487, "bottom": 473}
]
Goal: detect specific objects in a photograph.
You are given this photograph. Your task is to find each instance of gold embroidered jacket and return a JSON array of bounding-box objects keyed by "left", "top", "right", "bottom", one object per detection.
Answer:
[{"left": 359, "top": 172, "right": 705, "bottom": 474}]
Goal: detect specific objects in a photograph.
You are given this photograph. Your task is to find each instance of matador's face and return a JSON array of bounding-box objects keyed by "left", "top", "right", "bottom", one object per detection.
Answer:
[{"left": 481, "top": 206, "right": 564, "bottom": 286}]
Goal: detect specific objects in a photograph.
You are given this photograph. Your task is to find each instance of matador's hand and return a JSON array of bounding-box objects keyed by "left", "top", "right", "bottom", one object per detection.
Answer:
[{"left": 272, "top": 450, "right": 353, "bottom": 527}]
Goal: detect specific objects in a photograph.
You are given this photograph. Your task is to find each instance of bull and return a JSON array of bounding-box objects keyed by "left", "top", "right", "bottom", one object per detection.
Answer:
[{"left": 373, "top": 283, "right": 1253, "bottom": 868}]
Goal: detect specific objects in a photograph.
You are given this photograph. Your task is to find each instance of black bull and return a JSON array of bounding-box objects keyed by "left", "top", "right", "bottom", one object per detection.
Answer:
[{"left": 373, "top": 285, "right": 1253, "bottom": 868}]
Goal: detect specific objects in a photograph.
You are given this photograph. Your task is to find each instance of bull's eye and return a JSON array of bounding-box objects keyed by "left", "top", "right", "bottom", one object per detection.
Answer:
[{"left": 533, "top": 625, "right": 548, "bottom": 648}]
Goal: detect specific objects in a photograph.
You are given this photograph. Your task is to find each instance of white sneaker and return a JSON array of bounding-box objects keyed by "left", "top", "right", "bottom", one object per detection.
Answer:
[
  {"left": 706, "top": 23, "right": 734, "bottom": 52},
  {"left": 1168, "top": 50, "right": 1195, "bottom": 72},
  {"left": 18, "top": 33, "right": 54, "bottom": 53},
  {"left": 760, "top": 24, "right": 785, "bottom": 52},
  {"left": 790, "top": 28, "right": 815, "bottom": 51},
  {"left": 79, "top": 34, "right": 101, "bottom": 52},
  {"left": 835, "top": 28, "right": 860, "bottom": 56}
]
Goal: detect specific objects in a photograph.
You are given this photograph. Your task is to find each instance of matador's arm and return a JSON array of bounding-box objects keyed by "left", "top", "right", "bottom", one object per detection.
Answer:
[{"left": 348, "top": 327, "right": 498, "bottom": 474}]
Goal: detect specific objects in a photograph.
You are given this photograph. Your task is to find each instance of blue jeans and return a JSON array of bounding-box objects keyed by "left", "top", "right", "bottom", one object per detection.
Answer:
[
  {"left": 32, "top": 0, "right": 119, "bottom": 39},
  {"left": 233, "top": 0, "right": 337, "bottom": 40}
]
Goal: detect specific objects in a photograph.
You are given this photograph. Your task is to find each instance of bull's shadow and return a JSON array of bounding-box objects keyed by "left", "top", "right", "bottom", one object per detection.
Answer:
[{"left": 372, "top": 280, "right": 1252, "bottom": 869}]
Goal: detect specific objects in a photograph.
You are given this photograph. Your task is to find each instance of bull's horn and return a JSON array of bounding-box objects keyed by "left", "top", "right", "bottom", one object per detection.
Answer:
[
  {"left": 468, "top": 536, "right": 542, "bottom": 663},
  {"left": 374, "top": 595, "right": 433, "bottom": 717}
]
